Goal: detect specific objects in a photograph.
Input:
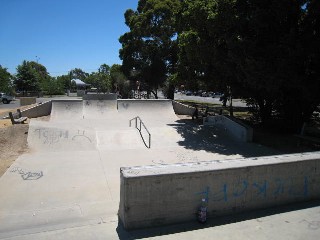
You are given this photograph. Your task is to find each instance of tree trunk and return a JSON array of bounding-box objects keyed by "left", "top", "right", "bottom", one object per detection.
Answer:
[
  {"left": 150, "top": 90, "right": 158, "bottom": 99},
  {"left": 258, "top": 99, "right": 273, "bottom": 124},
  {"left": 229, "top": 96, "right": 233, "bottom": 117},
  {"left": 167, "top": 83, "right": 175, "bottom": 100}
]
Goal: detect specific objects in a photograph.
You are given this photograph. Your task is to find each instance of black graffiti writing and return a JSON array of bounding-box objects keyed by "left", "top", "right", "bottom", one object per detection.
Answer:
[{"left": 11, "top": 167, "right": 43, "bottom": 180}]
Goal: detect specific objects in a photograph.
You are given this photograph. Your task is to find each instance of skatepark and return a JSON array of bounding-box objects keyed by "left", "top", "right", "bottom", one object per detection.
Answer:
[{"left": 0, "top": 98, "right": 320, "bottom": 239}]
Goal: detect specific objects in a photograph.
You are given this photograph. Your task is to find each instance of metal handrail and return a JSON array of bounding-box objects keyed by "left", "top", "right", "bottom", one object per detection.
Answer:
[{"left": 129, "top": 116, "right": 151, "bottom": 148}]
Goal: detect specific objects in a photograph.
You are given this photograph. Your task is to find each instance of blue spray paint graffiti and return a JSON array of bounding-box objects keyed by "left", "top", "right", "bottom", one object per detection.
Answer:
[
  {"left": 253, "top": 180, "right": 268, "bottom": 198},
  {"left": 195, "top": 186, "right": 210, "bottom": 203},
  {"left": 196, "top": 176, "right": 309, "bottom": 203},
  {"left": 233, "top": 180, "right": 248, "bottom": 198}
]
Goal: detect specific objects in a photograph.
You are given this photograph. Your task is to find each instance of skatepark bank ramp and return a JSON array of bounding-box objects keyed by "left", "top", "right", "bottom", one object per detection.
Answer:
[
  {"left": 28, "top": 99, "right": 183, "bottom": 151},
  {"left": 49, "top": 99, "right": 177, "bottom": 122}
]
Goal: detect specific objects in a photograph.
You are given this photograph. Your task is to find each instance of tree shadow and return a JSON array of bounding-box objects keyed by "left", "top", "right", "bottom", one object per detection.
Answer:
[
  {"left": 116, "top": 200, "right": 320, "bottom": 240},
  {"left": 167, "top": 119, "right": 280, "bottom": 158}
]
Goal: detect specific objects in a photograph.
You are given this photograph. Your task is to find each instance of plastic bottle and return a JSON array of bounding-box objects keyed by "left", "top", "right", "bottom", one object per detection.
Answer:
[{"left": 198, "top": 198, "right": 207, "bottom": 223}]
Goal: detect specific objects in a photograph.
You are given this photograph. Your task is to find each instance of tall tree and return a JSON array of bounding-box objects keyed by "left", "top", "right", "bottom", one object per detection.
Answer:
[
  {"left": 277, "top": 0, "right": 320, "bottom": 130},
  {"left": 98, "top": 64, "right": 110, "bottom": 75},
  {"left": 56, "top": 74, "right": 72, "bottom": 91},
  {"left": 119, "top": 0, "right": 181, "bottom": 99},
  {"left": 41, "top": 77, "right": 65, "bottom": 96},
  {"left": 110, "top": 64, "right": 130, "bottom": 98},
  {"left": 86, "top": 64, "right": 112, "bottom": 93},
  {"left": 178, "top": 0, "right": 319, "bottom": 131},
  {"left": 230, "top": 0, "right": 320, "bottom": 130},
  {"left": 177, "top": 0, "right": 239, "bottom": 115},
  {"left": 15, "top": 60, "right": 50, "bottom": 93},
  {"left": 69, "top": 68, "right": 89, "bottom": 80},
  {"left": 0, "top": 65, "right": 13, "bottom": 93}
]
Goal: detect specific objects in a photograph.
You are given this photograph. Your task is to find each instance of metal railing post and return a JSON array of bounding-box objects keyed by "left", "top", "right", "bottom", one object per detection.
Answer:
[{"left": 129, "top": 116, "right": 151, "bottom": 149}]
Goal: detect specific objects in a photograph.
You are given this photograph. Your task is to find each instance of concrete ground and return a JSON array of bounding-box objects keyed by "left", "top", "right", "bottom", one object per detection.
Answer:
[{"left": 0, "top": 99, "right": 319, "bottom": 239}]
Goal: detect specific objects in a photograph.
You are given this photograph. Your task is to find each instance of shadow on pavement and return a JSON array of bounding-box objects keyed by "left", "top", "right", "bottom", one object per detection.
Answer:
[
  {"left": 168, "top": 119, "right": 280, "bottom": 158},
  {"left": 116, "top": 199, "right": 320, "bottom": 240}
]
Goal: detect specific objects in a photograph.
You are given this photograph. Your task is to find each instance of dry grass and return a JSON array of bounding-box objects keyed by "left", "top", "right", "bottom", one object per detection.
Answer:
[{"left": 0, "top": 124, "right": 29, "bottom": 177}]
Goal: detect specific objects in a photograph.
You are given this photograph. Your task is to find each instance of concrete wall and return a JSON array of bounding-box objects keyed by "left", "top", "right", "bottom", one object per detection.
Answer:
[
  {"left": 83, "top": 93, "right": 117, "bottom": 100},
  {"left": 119, "top": 152, "right": 320, "bottom": 229},
  {"left": 204, "top": 115, "right": 253, "bottom": 142},
  {"left": 77, "top": 90, "right": 86, "bottom": 97},
  {"left": 3, "top": 101, "right": 52, "bottom": 120},
  {"left": 172, "top": 100, "right": 195, "bottom": 115},
  {"left": 20, "top": 101, "right": 52, "bottom": 118}
]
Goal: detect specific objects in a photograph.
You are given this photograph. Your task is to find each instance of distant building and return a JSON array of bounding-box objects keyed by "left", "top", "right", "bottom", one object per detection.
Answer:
[
  {"left": 71, "top": 79, "right": 90, "bottom": 90},
  {"left": 71, "top": 79, "right": 91, "bottom": 97}
]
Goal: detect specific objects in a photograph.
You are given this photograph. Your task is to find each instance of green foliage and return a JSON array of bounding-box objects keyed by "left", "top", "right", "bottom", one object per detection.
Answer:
[
  {"left": 98, "top": 64, "right": 110, "bottom": 75},
  {"left": 231, "top": 0, "right": 320, "bottom": 131},
  {"left": 119, "top": 0, "right": 181, "bottom": 98},
  {"left": 15, "top": 60, "right": 50, "bottom": 93},
  {"left": 162, "top": 74, "right": 177, "bottom": 99},
  {"left": 41, "top": 77, "right": 65, "bottom": 95},
  {"left": 56, "top": 75, "right": 71, "bottom": 91},
  {"left": 97, "top": 64, "right": 112, "bottom": 93},
  {"left": 176, "top": 0, "right": 320, "bottom": 131},
  {"left": 0, "top": 65, "right": 13, "bottom": 93},
  {"left": 69, "top": 68, "right": 89, "bottom": 80},
  {"left": 110, "top": 64, "right": 130, "bottom": 98},
  {"left": 86, "top": 70, "right": 111, "bottom": 93},
  {"left": 177, "top": 0, "right": 236, "bottom": 91},
  {"left": 80, "top": 64, "right": 129, "bottom": 96}
]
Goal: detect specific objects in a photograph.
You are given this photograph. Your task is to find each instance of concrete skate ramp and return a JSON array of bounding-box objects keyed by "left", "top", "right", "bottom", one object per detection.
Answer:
[
  {"left": 28, "top": 99, "right": 182, "bottom": 151},
  {"left": 28, "top": 120, "right": 96, "bottom": 152},
  {"left": 118, "top": 99, "right": 178, "bottom": 123},
  {"left": 83, "top": 100, "right": 117, "bottom": 119},
  {"left": 50, "top": 100, "right": 83, "bottom": 121},
  {"left": 96, "top": 128, "right": 147, "bottom": 151},
  {"left": 117, "top": 100, "right": 183, "bottom": 149},
  {"left": 50, "top": 99, "right": 177, "bottom": 124}
]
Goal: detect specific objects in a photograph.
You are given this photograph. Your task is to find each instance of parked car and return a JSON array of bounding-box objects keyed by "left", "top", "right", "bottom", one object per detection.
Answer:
[
  {"left": 186, "top": 90, "right": 193, "bottom": 96},
  {"left": 0, "top": 92, "right": 14, "bottom": 104},
  {"left": 196, "top": 90, "right": 203, "bottom": 96},
  {"left": 201, "top": 92, "right": 210, "bottom": 97},
  {"left": 212, "top": 92, "right": 223, "bottom": 98}
]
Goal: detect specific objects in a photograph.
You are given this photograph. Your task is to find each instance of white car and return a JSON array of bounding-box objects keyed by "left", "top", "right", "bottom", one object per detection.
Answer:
[{"left": 0, "top": 92, "right": 14, "bottom": 104}]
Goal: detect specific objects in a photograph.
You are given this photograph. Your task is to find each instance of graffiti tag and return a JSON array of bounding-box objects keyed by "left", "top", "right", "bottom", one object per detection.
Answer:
[{"left": 11, "top": 167, "right": 43, "bottom": 180}]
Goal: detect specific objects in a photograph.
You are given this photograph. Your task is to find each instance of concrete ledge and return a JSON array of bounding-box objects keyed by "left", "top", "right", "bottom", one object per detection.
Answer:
[
  {"left": 83, "top": 93, "right": 117, "bottom": 100},
  {"left": 172, "top": 101, "right": 195, "bottom": 115},
  {"left": 19, "top": 101, "right": 52, "bottom": 118},
  {"left": 2, "top": 101, "right": 52, "bottom": 119},
  {"left": 204, "top": 115, "right": 253, "bottom": 142},
  {"left": 119, "top": 152, "right": 320, "bottom": 229}
]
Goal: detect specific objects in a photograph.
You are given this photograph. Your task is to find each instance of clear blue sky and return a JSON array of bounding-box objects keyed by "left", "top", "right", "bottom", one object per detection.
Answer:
[{"left": 0, "top": 0, "right": 138, "bottom": 76}]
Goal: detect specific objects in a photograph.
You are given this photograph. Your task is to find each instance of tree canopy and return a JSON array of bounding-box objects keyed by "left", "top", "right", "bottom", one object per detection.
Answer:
[
  {"left": 69, "top": 68, "right": 89, "bottom": 81},
  {"left": 15, "top": 60, "right": 51, "bottom": 93},
  {"left": 119, "top": 0, "right": 181, "bottom": 98},
  {"left": 119, "top": 0, "right": 319, "bottom": 131},
  {"left": 0, "top": 65, "right": 13, "bottom": 93}
]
